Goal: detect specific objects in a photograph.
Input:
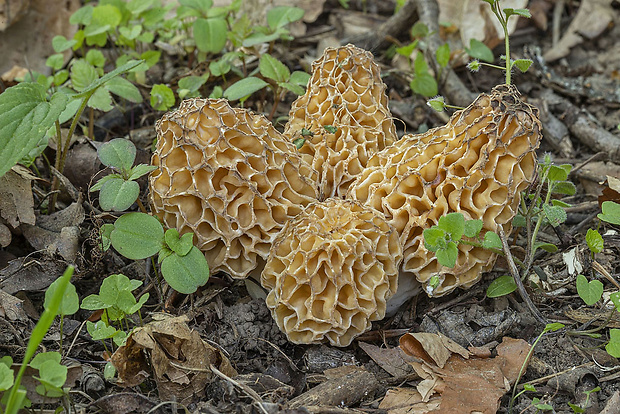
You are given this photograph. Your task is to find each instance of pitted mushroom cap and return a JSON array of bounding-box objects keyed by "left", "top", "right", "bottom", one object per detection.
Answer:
[
  {"left": 150, "top": 98, "right": 319, "bottom": 279},
  {"left": 348, "top": 85, "right": 541, "bottom": 296},
  {"left": 284, "top": 44, "right": 396, "bottom": 199},
  {"left": 261, "top": 199, "right": 402, "bottom": 346}
]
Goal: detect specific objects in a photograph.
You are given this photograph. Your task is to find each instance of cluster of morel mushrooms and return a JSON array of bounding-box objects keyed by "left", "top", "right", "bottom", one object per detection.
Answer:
[{"left": 149, "top": 44, "right": 542, "bottom": 347}]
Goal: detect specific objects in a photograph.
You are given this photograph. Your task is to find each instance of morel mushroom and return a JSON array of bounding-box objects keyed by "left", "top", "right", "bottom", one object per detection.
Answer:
[
  {"left": 284, "top": 44, "right": 397, "bottom": 199},
  {"left": 348, "top": 85, "right": 541, "bottom": 296},
  {"left": 261, "top": 198, "right": 402, "bottom": 346},
  {"left": 150, "top": 99, "right": 318, "bottom": 279}
]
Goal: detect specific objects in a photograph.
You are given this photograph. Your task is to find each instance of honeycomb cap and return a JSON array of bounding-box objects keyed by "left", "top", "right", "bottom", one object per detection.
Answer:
[
  {"left": 348, "top": 85, "right": 541, "bottom": 296},
  {"left": 284, "top": 44, "right": 397, "bottom": 199},
  {"left": 150, "top": 98, "right": 319, "bottom": 279},
  {"left": 261, "top": 199, "right": 402, "bottom": 346}
]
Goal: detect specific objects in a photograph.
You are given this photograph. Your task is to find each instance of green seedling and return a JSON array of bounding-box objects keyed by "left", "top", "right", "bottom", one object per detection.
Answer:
[
  {"left": 568, "top": 386, "right": 601, "bottom": 413},
  {"left": 30, "top": 352, "right": 68, "bottom": 399},
  {"left": 576, "top": 274, "right": 603, "bottom": 306},
  {"left": 44, "top": 276, "right": 79, "bottom": 353},
  {"left": 100, "top": 212, "right": 210, "bottom": 295},
  {"left": 90, "top": 138, "right": 157, "bottom": 212},
  {"left": 598, "top": 201, "right": 620, "bottom": 225}
]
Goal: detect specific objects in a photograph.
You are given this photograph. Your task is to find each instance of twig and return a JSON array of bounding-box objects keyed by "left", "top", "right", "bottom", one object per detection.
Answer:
[
  {"left": 498, "top": 228, "right": 546, "bottom": 324},
  {"left": 209, "top": 364, "right": 269, "bottom": 414}
]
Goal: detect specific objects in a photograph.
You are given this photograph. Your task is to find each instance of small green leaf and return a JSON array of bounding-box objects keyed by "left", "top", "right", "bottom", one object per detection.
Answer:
[
  {"left": 410, "top": 73, "right": 438, "bottom": 97},
  {"left": 73, "top": 59, "right": 143, "bottom": 98},
  {"left": 70, "top": 5, "right": 93, "bottom": 25},
  {"left": 161, "top": 247, "right": 210, "bottom": 294},
  {"left": 395, "top": 41, "right": 418, "bottom": 57},
  {"left": 99, "top": 178, "right": 140, "bottom": 211},
  {"left": 464, "top": 219, "right": 484, "bottom": 238},
  {"left": 436, "top": 43, "right": 450, "bottom": 68},
  {"left": 260, "top": 53, "right": 290, "bottom": 83},
  {"left": 128, "top": 164, "right": 157, "bottom": 181},
  {"left": 586, "top": 228, "right": 604, "bottom": 253},
  {"left": 504, "top": 8, "right": 531, "bottom": 18},
  {"left": 523, "top": 384, "right": 536, "bottom": 392},
  {"left": 106, "top": 77, "right": 143, "bottom": 103},
  {"left": 552, "top": 181, "right": 576, "bottom": 196},
  {"left": 547, "top": 164, "right": 570, "bottom": 182},
  {"left": 30, "top": 352, "right": 61, "bottom": 370},
  {"left": 81, "top": 294, "right": 109, "bottom": 310},
  {"left": 423, "top": 227, "right": 447, "bottom": 251},
  {"left": 289, "top": 70, "right": 310, "bottom": 87},
  {"left": 324, "top": 125, "right": 338, "bottom": 133},
  {"left": 194, "top": 17, "right": 227, "bottom": 53},
  {"left": 438, "top": 213, "right": 465, "bottom": 241},
  {"left": 576, "top": 274, "right": 603, "bottom": 306},
  {"left": 466, "top": 39, "right": 494, "bottom": 63},
  {"left": 551, "top": 199, "right": 572, "bottom": 208},
  {"left": 44, "top": 278, "right": 79, "bottom": 316},
  {"left": 467, "top": 60, "right": 480, "bottom": 72},
  {"left": 543, "top": 204, "right": 567, "bottom": 227},
  {"left": 513, "top": 59, "right": 532, "bottom": 73},
  {"left": 209, "top": 59, "right": 231, "bottom": 77},
  {"left": 103, "top": 361, "right": 116, "bottom": 380},
  {"left": 223, "top": 77, "right": 269, "bottom": 101},
  {"left": 46, "top": 54, "right": 65, "bottom": 71},
  {"left": 436, "top": 241, "right": 458, "bottom": 268},
  {"left": 610, "top": 292, "right": 620, "bottom": 312},
  {"left": 605, "top": 329, "right": 620, "bottom": 358},
  {"left": 293, "top": 138, "right": 305, "bottom": 149},
  {"left": 164, "top": 228, "right": 194, "bottom": 256},
  {"left": 91, "top": 4, "right": 122, "bottom": 30},
  {"left": 533, "top": 242, "right": 558, "bottom": 253},
  {"left": 482, "top": 231, "right": 502, "bottom": 250},
  {"left": 119, "top": 24, "right": 142, "bottom": 40},
  {"left": 427, "top": 96, "right": 445, "bottom": 112},
  {"left": 86, "top": 50, "right": 106, "bottom": 68},
  {"left": 100, "top": 223, "right": 114, "bottom": 251},
  {"left": 86, "top": 320, "right": 117, "bottom": 340},
  {"left": 486, "top": 275, "right": 517, "bottom": 298},
  {"left": 279, "top": 82, "right": 305, "bottom": 96},
  {"left": 178, "top": 75, "right": 208, "bottom": 93},
  {"left": 110, "top": 212, "right": 165, "bottom": 260},
  {"left": 410, "top": 21, "right": 429, "bottom": 38},
  {"left": 0, "top": 363, "right": 14, "bottom": 391},
  {"left": 598, "top": 201, "right": 620, "bottom": 225},
  {"left": 52, "top": 35, "right": 77, "bottom": 53},
  {"left": 150, "top": 84, "right": 175, "bottom": 111},
  {"left": 97, "top": 138, "right": 136, "bottom": 171},
  {"left": 413, "top": 53, "right": 429, "bottom": 76},
  {"left": 266, "top": 6, "right": 304, "bottom": 30},
  {"left": 90, "top": 173, "right": 121, "bottom": 192},
  {"left": 140, "top": 50, "right": 161, "bottom": 68},
  {"left": 34, "top": 359, "right": 67, "bottom": 396},
  {"left": 543, "top": 322, "right": 565, "bottom": 333}
]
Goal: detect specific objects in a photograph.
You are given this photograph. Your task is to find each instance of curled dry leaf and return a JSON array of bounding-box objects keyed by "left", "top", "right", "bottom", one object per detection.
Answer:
[
  {"left": 111, "top": 314, "right": 237, "bottom": 405},
  {"left": 0, "top": 169, "right": 36, "bottom": 229}
]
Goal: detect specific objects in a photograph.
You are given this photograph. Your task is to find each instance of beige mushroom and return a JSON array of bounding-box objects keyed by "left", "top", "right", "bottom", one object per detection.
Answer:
[
  {"left": 261, "top": 198, "right": 402, "bottom": 346},
  {"left": 150, "top": 98, "right": 319, "bottom": 279}
]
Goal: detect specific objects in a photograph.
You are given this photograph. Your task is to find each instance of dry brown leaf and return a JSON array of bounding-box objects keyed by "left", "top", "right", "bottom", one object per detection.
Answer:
[
  {"left": 0, "top": 223, "right": 10, "bottom": 248},
  {"left": 358, "top": 342, "right": 415, "bottom": 378},
  {"left": 599, "top": 175, "right": 620, "bottom": 206},
  {"left": 400, "top": 332, "right": 470, "bottom": 368},
  {"left": 111, "top": 314, "right": 237, "bottom": 406},
  {"left": 544, "top": 0, "right": 614, "bottom": 62},
  {"left": 0, "top": 170, "right": 35, "bottom": 228},
  {"left": 0, "top": 289, "right": 27, "bottom": 321},
  {"left": 379, "top": 387, "right": 441, "bottom": 414}
]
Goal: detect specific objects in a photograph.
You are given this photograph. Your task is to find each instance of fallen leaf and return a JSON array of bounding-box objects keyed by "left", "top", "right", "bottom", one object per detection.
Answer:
[
  {"left": 400, "top": 332, "right": 470, "bottom": 368},
  {"left": 111, "top": 314, "right": 237, "bottom": 406},
  {"left": 380, "top": 387, "right": 441, "bottom": 414},
  {"left": 599, "top": 175, "right": 620, "bottom": 206},
  {"left": 358, "top": 342, "right": 416, "bottom": 378},
  {"left": 0, "top": 257, "right": 67, "bottom": 294},
  {"left": 0, "top": 289, "right": 27, "bottom": 321},
  {"left": 0, "top": 222, "right": 10, "bottom": 247},
  {"left": 0, "top": 169, "right": 35, "bottom": 228},
  {"left": 544, "top": 0, "right": 614, "bottom": 62}
]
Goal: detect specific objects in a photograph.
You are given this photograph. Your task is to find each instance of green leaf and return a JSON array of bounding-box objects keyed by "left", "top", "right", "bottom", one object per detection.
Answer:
[
  {"left": 88, "top": 87, "right": 113, "bottom": 111},
  {"left": 552, "top": 181, "right": 576, "bottom": 196},
  {"left": 551, "top": 199, "right": 572, "bottom": 208},
  {"left": 466, "top": 39, "right": 494, "bottom": 63},
  {"left": 103, "top": 361, "right": 116, "bottom": 380},
  {"left": 161, "top": 246, "right": 210, "bottom": 294},
  {"left": 86, "top": 50, "right": 106, "bottom": 68},
  {"left": 80, "top": 294, "right": 109, "bottom": 310},
  {"left": 576, "top": 274, "right": 603, "bottom": 306},
  {"left": 293, "top": 138, "right": 305, "bottom": 149},
  {"left": 543, "top": 322, "right": 565, "bottom": 333},
  {"left": 410, "top": 73, "right": 438, "bottom": 97},
  {"left": 482, "top": 231, "right": 502, "bottom": 250},
  {"left": 150, "top": 84, "right": 175, "bottom": 111},
  {"left": 223, "top": 77, "right": 269, "bottom": 101},
  {"left": 209, "top": 59, "right": 231, "bottom": 77},
  {"left": 128, "top": 164, "right": 157, "bottom": 180},
  {"left": 395, "top": 41, "right": 418, "bottom": 57},
  {"left": 34, "top": 360, "right": 67, "bottom": 397},
  {"left": 97, "top": 274, "right": 141, "bottom": 314},
  {"left": 324, "top": 125, "right": 338, "bottom": 133},
  {"left": 598, "top": 201, "right": 620, "bottom": 225},
  {"left": 44, "top": 278, "right": 79, "bottom": 316},
  {"left": 91, "top": 4, "right": 122, "bottom": 30},
  {"left": 464, "top": 219, "right": 484, "bottom": 238},
  {"left": 110, "top": 213, "right": 164, "bottom": 260},
  {"left": 46, "top": 54, "right": 65, "bottom": 71},
  {"left": 0, "top": 83, "right": 68, "bottom": 178},
  {"left": 52, "top": 35, "right": 77, "bottom": 53},
  {"left": 98, "top": 138, "right": 136, "bottom": 171},
  {"left": 99, "top": 178, "right": 140, "bottom": 211},
  {"left": 73, "top": 59, "right": 144, "bottom": 98},
  {"left": 260, "top": 53, "right": 290, "bottom": 83},
  {"left": 164, "top": 229, "right": 194, "bottom": 256},
  {"left": 533, "top": 242, "right": 558, "bottom": 253},
  {"left": 178, "top": 75, "right": 208, "bottom": 93},
  {"left": 423, "top": 227, "right": 447, "bottom": 251},
  {"left": 193, "top": 17, "right": 227, "bottom": 53},
  {"left": 413, "top": 53, "right": 429, "bottom": 76},
  {"left": 436, "top": 43, "right": 450, "bottom": 68},
  {"left": 543, "top": 204, "right": 567, "bottom": 227},
  {"left": 127, "top": 0, "right": 154, "bottom": 15},
  {"left": 100, "top": 223, "right": 114, "bottom": 251},
  {"left": 289, "top": 70, "right": 310, "bottom": 87},
  {"left": 513, "top": 59, "right": 532, "bottom": 73},
  {"left": 586, "top": 228, "right": 604, "bottom": 253},
  {"left": 90, "top": 173, "right": 121, "bottom": 192},
  {"left": 70, "top": 5, "right": 93, "bottom": 25},
  {"left": 0, "top": 363, "right": 14, "bottom": 391},
  {"left": 279, "top": 82, "right": 305, "bottom": 95},
  {"left": 30, "top": 352, "right": 61, "bottom": 371},
  {"left": 410, "top": 21, "right": 429, "bottom": 38},
  {"left": 513, "top": 214, "right": 526, "bottom": 228},
  {"left": 547, "top": 164, "right": 570, "bottom": 182},
  {"left": 605, "top": 329, "right": 620, "bottom": 358},
  {"left": 568, "top": 402, "right": 585, "bottom": 413},
  {"left": 437, "top": 213, "right": 465, "bottom": 241},
  {"left": 140, "top": 50, "right": 161, "bottom": 68},
  {"left": 119, "top": 24, "right": 142, "bottom": 40},
  {"left": 504, "top": 8, "right": 531, "bottom": 18},
  {"left": 486, "top": 275, "right": 517, "bottom": 298},
  {"left": 436, "top": 241, "right": 458, "bottom": 268},
  {"left": 179, "top": 0, "right": 213, "bottom": 13},
  {"left": 86, "top": 320, "right": 117, "bottom": 340},
  {"left": 105, "top": 76, "right": 143, "bottom": 103},
  {"left": 427, "top": 96, "right": 446, "bottom": 112},
  {"left": 266, "top": 6, "right": 304, "bottom": 30}
]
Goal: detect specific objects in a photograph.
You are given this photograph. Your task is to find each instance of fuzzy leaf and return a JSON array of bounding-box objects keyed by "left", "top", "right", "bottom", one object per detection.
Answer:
[
  {"left": 97, "top": 138, "right": 136, "bottom": 171},
  {"left": 586, "top": 228, "right": 604, "bottom": 253},
  {"left": 482, "top": 231, "right": 502, "bottom": 250},
  {"left": 436, "top": 241, "right": 458, "bottom": 268},
  {"left": 464, "top": 219, "right": 484, "bottom": 238}
]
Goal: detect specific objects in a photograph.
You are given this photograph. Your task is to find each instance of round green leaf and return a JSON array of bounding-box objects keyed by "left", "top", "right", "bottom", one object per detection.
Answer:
[
  {"left": 97, "top": 138, "right": 136, "bottom": 170},
  {"left": 161, "top": 247, "right": 209, "bottom": 294},
  {"left": 466, "top": 39, "right": 494, "bottom": 63},
  {"left": 586, "top": 228, "right": 604, "bottom": 253},
  {"left": 598, "top": 201, "right": 620, "bottom": 225},
  {"left": 0, "top": 363, "right": 15, "bottom": 391},
  {"left": 267, "top": 6, "right": 304, "bottom": 29},
  {"left": 44, "top": 278, "right": 79, "bottom": 316},
  {"left": 576, "top": 274, "right": 603, "bottom": 306},
  {"left": 423, "top": 227, "right": 447, "bottom": 252},
  {"left": 543, "top": 204, "right": 567, "bottom": 227},
  {"left": 464, "top": 219, "right": 484, "bottom": 238},
  {"left": 150, "top": 84, "right": 175, "bottom": 110},
  {"left": 606, "top": 329, "right": 620, "bottom": 358},
  {"left": 164, "top": 228, "right": 194, "bottom": 256},
  {"left": 223, "top": 77, "right": 268, "bottom": 101},
  {"left": 110, "top": 212, "right": 164, "bottom": 260},
  {"left": 482, "top": 231, "right": 502, "bottom": 250},
  {"left": 436, "top": 241, "right": 458, "bottom": 268},
  {"left": 99, "top": 178, "right": 140, "bottom": 211},
  {"left": 410, "top": 73, "right": 438, "bottom": 98},
  {"left": 486, "top": 275, "right": 517, "bottom": 298}
]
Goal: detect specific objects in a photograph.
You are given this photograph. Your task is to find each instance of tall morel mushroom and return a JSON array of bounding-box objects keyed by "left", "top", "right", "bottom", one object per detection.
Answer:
[
  {"left": 348, "top": 85, "right": 541, "bottom": 296},
  {"left": 284, "top": 44, "right": 397, "bottom": 199},
  {"left": 150, "top": 99, "right": 318, "bottom": 279},
  {"left": 261, "top": 198, "right": 402, "bottom": 346}
]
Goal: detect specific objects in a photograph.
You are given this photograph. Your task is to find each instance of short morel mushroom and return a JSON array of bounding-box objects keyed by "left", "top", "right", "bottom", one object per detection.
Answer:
[
  {"left": 284, "top": 44, "right": 397, "bottom": 199},
  {"left": 150, "top": 98, "right": 318, "bottom": 279},
  {"left": 348, "top": 85, "right": 541, "bottom": 296},
  {"left": 261, "top": 198, "right": 402, "bottom": 346}
]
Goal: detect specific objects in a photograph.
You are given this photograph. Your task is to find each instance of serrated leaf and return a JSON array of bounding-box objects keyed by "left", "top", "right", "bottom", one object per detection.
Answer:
[
  {"left": 89, "top": 86, "right": 113, "bottom": 111},
  {"left": 482, "top": 231, "right": 502, "bottom": 250},
  {"left": 110, "top": 212, "right": 164, "bottom": 260},
  {"left": 438, "top": 213, "right": 465, "bottom": 241},
  {"left": 99, "top": 178, "right": 140, "bottom": 211},
  {"left": 547, "top": 164, "right": 570, "bottom": 182},
  {"left": 436, "top": 241, "right": 458, "bottom": 268},
  {"left": 598, "top": 201, "right": 620, "bottom": 225},
  {"left": 543, "top": 204, "right": 567, "bottom": 227},
  {"left": 161, "top": 247, "right": 210, "bottom": 294},
  {"left": 106, "top": 76, "right": 143, "bottom": 103},
  {"left": 260, "top": 53, "right": 290, "bottom": 83},
  {"left": 466, "top": 39, "right": 494, "bottom": 63},
  {"left": 436, "top": 43, "right": 450, "bottom": 68},
  {"left": 97, "top": 138, "right": 136, "bottom": 171},
  {"left": 486, "top": 275, "right": 517, "bottom": 298},
  {"left": 464, "top": 219, "right": 484, "bottom": 238},
  {"left": 266, "top": 6, "right": 304, "bottom": 30},
  {"left": 423, "top": 227, "right": 447, "bottom": 251},
  {"left": 576, "top": 274, "right": 603, "bottom": 306},
  {"left": 71, "top": 59, "right": 98, "bottom": 91},
  {"left": 0, "top": 83, "right": 68, "bottom": 178},
  {"left": 586, "top": 228, "right": 604, "bottom": 253},
  {"left": 223, "top": 77, "right": 268, "bottom": 101},
  {"left": 194, "top": 17, "right": 227, "bottom": 53}
]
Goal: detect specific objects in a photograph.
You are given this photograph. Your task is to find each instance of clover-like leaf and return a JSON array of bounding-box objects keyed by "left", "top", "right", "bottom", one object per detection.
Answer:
[
  {"left": 164, "top": 228, "right": 194, "bottom": 256},
  {"left": 435, "top": 241, "right": 458, "bottom": 268},
  {"left": 464, "top": 219, "right": 484, "bottom": 238},
  {"left": 438, "top": 213, "right": 465, "bottom": 241},
  {"left": 161, "top": 247, "right": 210, "bottom": 294},
  {"left": 482, "top": 231, "right": 502, "bottom": 250},
  {"left": 576, "top": 274, "right": 603, "bottom": 306}
]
